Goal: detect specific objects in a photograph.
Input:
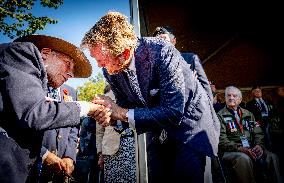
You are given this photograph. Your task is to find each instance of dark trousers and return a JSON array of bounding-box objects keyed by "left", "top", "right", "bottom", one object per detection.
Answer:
[
  {"left": 0, "top": 134, "right": 36, "bottom": 183},
  {"left": 72, "top": 156, "right": 99, "bottom": 183},
  {"left": 147, "top": 135, "right": 206, "bottom": 183}
]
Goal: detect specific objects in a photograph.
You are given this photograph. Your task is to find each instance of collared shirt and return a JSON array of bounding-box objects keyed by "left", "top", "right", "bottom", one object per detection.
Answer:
[
  {"left": 47, "top": 86, "right": 61, "bottom": 102},
  {"left": 125, "top": 56, "right": 136, "bottom": 129},
  {"left": 128, "top": 55, "right": 136, "bottom": 73}
]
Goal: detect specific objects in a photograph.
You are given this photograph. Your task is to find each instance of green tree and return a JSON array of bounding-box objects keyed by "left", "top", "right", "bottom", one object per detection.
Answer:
[
  {"left": 77, "top": 73, "right": 106, "bottom": 101},
  {"left": 0, "top": 0, "right": 63, "bottom": 39}
]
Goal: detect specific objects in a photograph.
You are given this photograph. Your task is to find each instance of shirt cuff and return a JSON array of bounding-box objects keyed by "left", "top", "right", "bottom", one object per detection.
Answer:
[
  {"left": 74, "top": 101, "right": 91, "bottom": 118},
  {"left": 127, "top": 109, "right": 135, "bottom": 129},
  {"left": 42, "top": 150, "right": 50, "bottom": 162}
]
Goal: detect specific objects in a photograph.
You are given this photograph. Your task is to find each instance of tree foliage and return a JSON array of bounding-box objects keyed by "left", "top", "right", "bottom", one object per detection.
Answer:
[
  {"left": 77, "top": 73, "right": 107, "bottom": 101},
  {"left": 0, "top": 0, "right": 63, "bottom": 39}
]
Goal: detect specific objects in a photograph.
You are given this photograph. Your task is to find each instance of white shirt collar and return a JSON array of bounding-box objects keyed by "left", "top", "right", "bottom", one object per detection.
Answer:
[{"left": 128, "top": 56, "right": 136, "bottom": 72}]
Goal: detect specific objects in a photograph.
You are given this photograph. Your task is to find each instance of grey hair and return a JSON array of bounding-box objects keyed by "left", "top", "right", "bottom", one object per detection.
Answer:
[{"left": 225, "top": 86, "right": 242, "bottom": 99}]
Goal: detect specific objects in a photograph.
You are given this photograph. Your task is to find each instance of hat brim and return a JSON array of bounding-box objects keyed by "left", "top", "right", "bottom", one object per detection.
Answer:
[{"left": 14, "top": 35, "right": 92, "bottom": 78}]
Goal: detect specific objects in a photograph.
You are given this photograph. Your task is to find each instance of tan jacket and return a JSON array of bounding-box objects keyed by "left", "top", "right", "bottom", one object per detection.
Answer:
[{"left": 96, "top": 123, "right": 121, "bottom": 155}]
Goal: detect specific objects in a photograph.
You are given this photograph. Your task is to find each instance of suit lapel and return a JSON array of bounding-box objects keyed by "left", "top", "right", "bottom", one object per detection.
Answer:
[
  {"left": 106, "top": 71, "right": 144, "bottom": 107},
  {"left": 134, "top": 41, "right": 152, "bottom": 105},
  {"left": 125, "top": 68, "right": 147, "bottom": 107}
]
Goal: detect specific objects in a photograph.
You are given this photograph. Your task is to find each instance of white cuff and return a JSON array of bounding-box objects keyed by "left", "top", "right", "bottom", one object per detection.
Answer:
[
  {"left": 42, "top": 150, "right": 49, "bottom": 162},
  {"left": 74, "top": 101, "right": 91, "bottom": 118},
  {"left": 127, "top": 109, "right": 135, "bottom": 128}
]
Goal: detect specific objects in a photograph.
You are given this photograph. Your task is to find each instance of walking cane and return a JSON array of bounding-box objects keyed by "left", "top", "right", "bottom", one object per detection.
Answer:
[{"left": 215, "top": 156, "right": 227, "bottom": 183}]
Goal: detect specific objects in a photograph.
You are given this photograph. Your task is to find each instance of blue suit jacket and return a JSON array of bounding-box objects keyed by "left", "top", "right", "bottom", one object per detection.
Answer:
[
  {"left": 246, "top": 98, "right": 273, "bottom": 123},
  {"left": 103, "top": 37, "right": 220, "bottom": 156},
  {"left": 40, "top": 84, "right": 79, "bottom": 162},
  {"left": 0, "top": 42, "right": 81, "bottom": 182}
]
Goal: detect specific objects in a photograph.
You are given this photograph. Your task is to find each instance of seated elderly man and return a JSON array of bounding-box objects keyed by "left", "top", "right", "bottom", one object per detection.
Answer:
[
  {"left": 217, "top": 86, "right": 282, "bottom": 183},
  {"left": 38, "top": 84, "right": 79, "bottom": 183},
  {"left": 0, "top": 35, "right": 110, "bottom": 183}
]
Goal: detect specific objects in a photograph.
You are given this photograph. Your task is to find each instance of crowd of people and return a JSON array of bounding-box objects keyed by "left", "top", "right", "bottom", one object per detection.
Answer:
[{"left": 0, "top": 11, "right": 284, "bottom": 183}]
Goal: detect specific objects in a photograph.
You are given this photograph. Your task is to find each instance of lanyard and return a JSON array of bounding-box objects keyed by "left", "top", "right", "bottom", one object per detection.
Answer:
[{"left": 234, "top": 109, "right": 244, "bottom": 134}]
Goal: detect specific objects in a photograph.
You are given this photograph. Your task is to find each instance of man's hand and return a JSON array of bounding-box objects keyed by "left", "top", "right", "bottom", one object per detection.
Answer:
[
  {"left": 88, "top": 102, "right": 112, "bottom": 127},
  {"left": 92, "top": 94, "right": 128, "bottom": 123},
  {"left": 237, "top": 146, "right": 257, "bottom": 161},
  {"left": 62, "top": 157, "right": 74, "bottom": 175},
  {"left": 43, "top": 151, "right": 67, "bottom": 174},
  {"left": 88, "top": 103, "right": 106, "bottom": 116},
  {"left": 87, "top": 102, "right": 112, "bottom": 126},
  {"left": 251, "top": 145, "right": 263, "bottom": 158},
  {"left": 98, "top": 153, "right": 104, "bottom": 169}
]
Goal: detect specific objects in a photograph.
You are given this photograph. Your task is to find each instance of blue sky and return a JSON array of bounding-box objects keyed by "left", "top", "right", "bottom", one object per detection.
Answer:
[{"left": 0, "top": 0, "right": 130, "bottom": 89}]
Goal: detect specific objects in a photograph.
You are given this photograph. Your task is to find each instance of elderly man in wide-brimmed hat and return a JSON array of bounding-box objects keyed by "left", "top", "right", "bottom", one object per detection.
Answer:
[{"left": 0, "top": 35, "right": 111, "bottom": 183}]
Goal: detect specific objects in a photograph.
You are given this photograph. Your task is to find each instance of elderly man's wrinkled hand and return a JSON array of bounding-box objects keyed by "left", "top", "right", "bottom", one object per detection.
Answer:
[
  {"left": 98, "top": 153, "right": 104, "bottom": 169},
  {"left": 43, "top": 151, "right": 67, "bottom": 174},
  {"left": 252, "top": 145, "right": 263, "bottom": 158},
  {"left": 62, "top": 157, "right": 74, "bottom": 175},
  {"left": 237, "top": 146, "right": 257, "bottom": 161}
]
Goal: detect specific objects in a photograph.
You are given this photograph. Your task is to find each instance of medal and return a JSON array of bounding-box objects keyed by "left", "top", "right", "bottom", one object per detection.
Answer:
[
  {"left": 228, "top": 122, "right": 234, "bottom": 132},
  {"left": 245, "top": 120, "right": 251, "bottom": 131},
  {"left": 63, "top": 88, "right": 69, "bottom": 95},
  {"left": 232, "top": 122, "right": 237, "bottom": 132},
  {"left": 63, "top": 95, "right": 73, "bottom": 102}
]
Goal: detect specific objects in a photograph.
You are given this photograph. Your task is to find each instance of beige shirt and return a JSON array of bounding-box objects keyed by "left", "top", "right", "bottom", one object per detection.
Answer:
[{"left": 96, "top": 123, "right": 121, "bottom": 155}]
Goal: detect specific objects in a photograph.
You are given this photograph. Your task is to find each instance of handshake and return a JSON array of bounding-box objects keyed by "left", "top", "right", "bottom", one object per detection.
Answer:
[
  {"left": 45, "top": 94, "right": 129, "bottom": 127},
  {"left": 87, "top": 94, "right": 128, "bottom": 127}
]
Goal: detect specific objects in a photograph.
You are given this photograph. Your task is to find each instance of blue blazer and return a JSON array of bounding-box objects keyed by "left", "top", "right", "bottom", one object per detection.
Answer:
[
  {"left": 40, "top": 84, "right": 79, "bottom": 162},
  {"left": 0, "top": 42, "right": 81, "bottom": 183},
  {"left": 103, "top": 37, "right": 220, "bottom": 157}
]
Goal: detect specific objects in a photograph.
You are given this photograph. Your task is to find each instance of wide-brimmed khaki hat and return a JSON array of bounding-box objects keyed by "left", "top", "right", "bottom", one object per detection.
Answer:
[{"left": 14, "top": 34, "right": 92, "bottom": 78}]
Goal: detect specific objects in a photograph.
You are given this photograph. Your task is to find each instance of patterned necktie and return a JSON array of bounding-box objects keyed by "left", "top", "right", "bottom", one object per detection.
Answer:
[{"left": 125, "top": 69, "right": 146, "bottom": 106}]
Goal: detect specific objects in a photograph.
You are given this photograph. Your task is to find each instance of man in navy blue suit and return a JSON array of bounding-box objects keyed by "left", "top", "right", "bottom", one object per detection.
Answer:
[
  {"left": 153, "top": 25, "right": 220, "bottom": 182},
  {"left": 81, "top": 12, "right": 220, "bottom": 183}
]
